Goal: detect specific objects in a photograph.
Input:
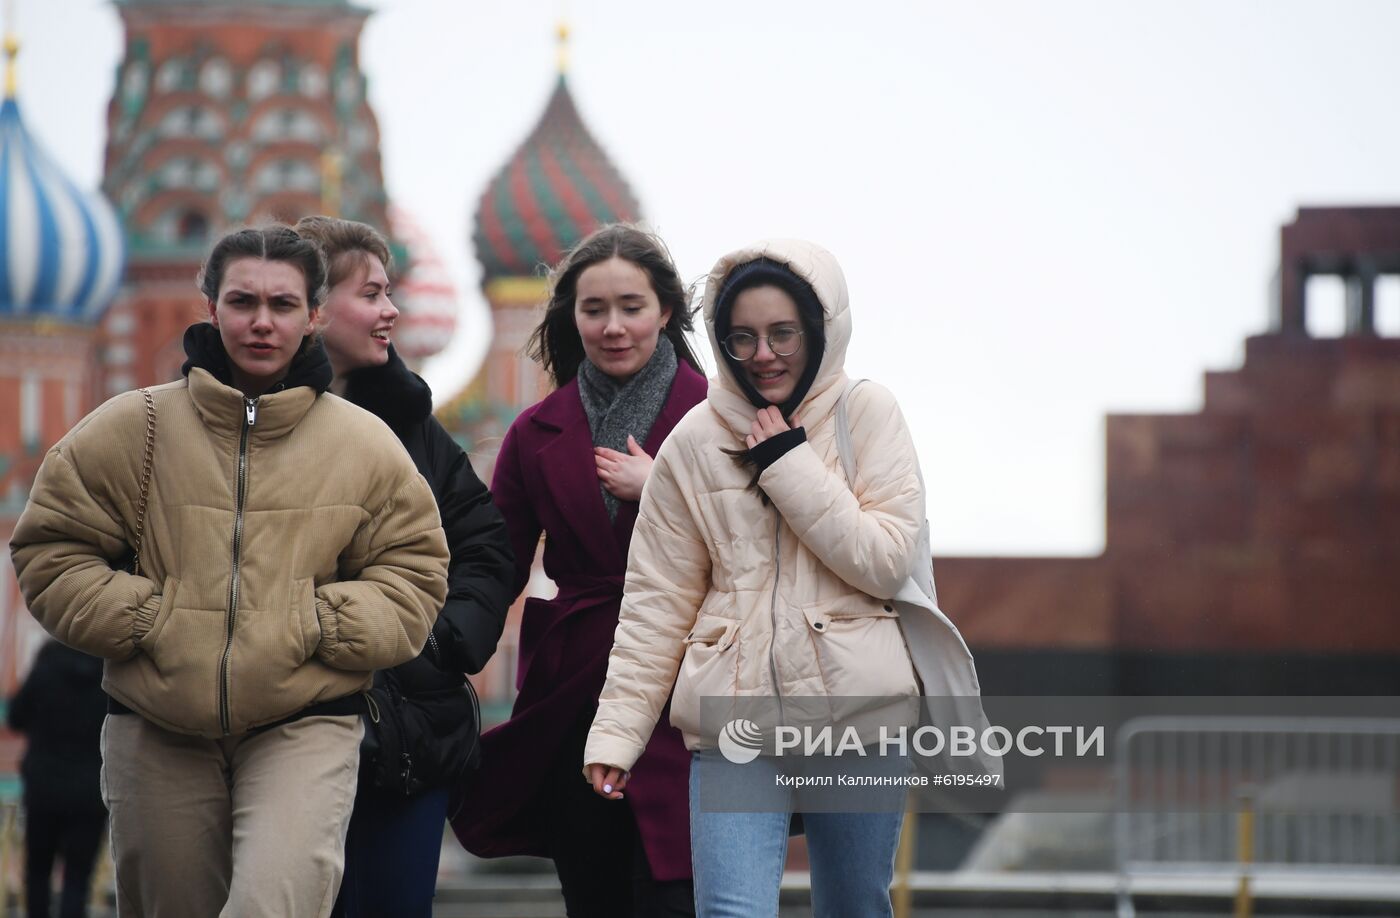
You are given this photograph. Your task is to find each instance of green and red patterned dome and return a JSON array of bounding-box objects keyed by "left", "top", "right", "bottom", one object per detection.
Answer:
[{"left": 472, "top": 74, "right": 641, "bottom": 284}]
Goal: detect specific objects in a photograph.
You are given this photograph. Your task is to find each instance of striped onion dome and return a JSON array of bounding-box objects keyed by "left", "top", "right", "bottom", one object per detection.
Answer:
[
  {"left": 472, "top": 75, "right": 640, "bottom": 284},
  {"left": 0, "top": 97, "right": 124, "bottom": 324},
  {"left": 389, "top": 206, "right": 459, "bottom": 360}
]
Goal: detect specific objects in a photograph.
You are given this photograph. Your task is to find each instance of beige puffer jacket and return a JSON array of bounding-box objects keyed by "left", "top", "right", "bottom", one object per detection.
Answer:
[
  {"left": 584, "top": 239, "right": 925, "bottom": 772},
  {"left": 10, "top": 368, "right": 449, "bottom": 738}
]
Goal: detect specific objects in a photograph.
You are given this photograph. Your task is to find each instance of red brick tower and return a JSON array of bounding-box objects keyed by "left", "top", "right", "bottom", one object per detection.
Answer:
[{"left": 98, "top": 0, "right": 391, "bottom": 393}]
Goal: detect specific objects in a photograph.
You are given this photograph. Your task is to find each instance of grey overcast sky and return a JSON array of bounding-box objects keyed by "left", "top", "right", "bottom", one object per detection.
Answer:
[{"left": 17, "top": 0, "right": 1400, "bottom": 554}]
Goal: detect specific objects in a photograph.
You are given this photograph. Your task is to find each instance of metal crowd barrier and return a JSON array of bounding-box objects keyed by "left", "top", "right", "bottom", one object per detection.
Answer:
[{"left": 1113, "top": 716, "right": 1400, "bottom": 918}]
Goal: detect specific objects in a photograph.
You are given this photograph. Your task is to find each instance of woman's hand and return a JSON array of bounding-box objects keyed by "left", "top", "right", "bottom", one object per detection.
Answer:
[
  {"left": 594, "top": 436, "right": 652, "bottom": 502},
  {"left": 745, "top": 407, "right": 802, "bottom": 449},
  {"left": 586, "top": 762, "right": 629, "bottom": 800}
]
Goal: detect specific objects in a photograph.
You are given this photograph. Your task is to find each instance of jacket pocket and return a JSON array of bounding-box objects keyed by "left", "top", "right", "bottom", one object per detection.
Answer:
[
  {"left": 135, "top": 577, "right": 180, "bottom": 654},
  {"left": 802, "top": 593, "right": 919, "bottom": 703},
  {"left": 290, "top": 578, "right": 321, "bottom": 662},
  {"left": 670, "top": 616, "right": 739, "bottom": 739}
]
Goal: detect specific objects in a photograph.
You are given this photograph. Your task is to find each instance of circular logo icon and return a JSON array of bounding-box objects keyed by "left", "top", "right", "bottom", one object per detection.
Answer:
[{"left": 718, "top": 718, "right": 764, "bottom": 764}]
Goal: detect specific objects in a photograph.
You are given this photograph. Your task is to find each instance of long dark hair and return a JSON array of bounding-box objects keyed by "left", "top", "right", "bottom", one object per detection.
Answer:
[{"left": 527, "top": 224, "right": 703, "bottom": 389}]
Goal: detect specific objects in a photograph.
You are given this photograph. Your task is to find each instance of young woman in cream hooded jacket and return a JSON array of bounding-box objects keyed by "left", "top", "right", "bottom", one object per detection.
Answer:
[{"left": 585, "top": 240, "right": 925, "bottom": 917}]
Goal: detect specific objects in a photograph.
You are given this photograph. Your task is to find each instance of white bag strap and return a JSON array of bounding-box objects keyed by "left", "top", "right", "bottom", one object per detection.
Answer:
[
  {"left": 834, "top": 377, "right": 936, "bottom": 603},
  {"left": 834, "top": 377, "right": 866, "bottom": 486},
  {"left": 834, "top": 379, "right": 996, "bottom": 776},
  {"left": 836, "top": 377, "right": 926, "bottom": 488}
]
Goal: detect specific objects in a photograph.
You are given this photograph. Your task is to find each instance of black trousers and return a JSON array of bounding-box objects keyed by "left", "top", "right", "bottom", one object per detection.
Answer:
[
  {"left": 23, "top": 803, "right": 107, "bottom": 918},
  {"left": 543, "top": 712, "right": 694, "bottom": 918}
]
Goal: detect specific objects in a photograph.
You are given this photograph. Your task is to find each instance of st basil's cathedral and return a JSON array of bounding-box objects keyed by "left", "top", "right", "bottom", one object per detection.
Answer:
[{"left": 0, "top": 0, "right": 640, "bottom": 699}]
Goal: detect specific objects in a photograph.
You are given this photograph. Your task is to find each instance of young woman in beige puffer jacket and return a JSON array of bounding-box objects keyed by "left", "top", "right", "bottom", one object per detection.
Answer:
[
  {"left": 10, "top": 225, "right": 449, "bottom": 918},
  {"left": 585, "top": 240, "right": 926, "bottom": 917}
]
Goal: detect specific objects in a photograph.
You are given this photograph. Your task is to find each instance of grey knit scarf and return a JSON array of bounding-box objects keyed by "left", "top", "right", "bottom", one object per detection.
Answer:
[{"left": 577, "top": 334, "right": 677, "bottom": 520}]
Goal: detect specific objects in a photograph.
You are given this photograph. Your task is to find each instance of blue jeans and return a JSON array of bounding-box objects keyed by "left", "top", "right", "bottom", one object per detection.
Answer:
[
  {"left": 331, "top": 785, "right": 450, "bottom": 918},
  {"left": 689, "top": 752, "right": 903, "bottom": 918}
]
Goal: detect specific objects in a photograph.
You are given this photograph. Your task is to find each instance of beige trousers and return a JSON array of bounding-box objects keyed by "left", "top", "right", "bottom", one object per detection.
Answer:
[{"left": 100, "top": 712, "right": 364, "bottom": 918}]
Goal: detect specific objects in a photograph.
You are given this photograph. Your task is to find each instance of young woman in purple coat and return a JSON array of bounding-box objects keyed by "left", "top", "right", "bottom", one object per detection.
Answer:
[{"left": 453, "top": 224, "right": 706, "bottom": 917}]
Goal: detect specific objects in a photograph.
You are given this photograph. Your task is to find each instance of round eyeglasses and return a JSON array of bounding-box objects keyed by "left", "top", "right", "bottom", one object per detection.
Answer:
[{"left": 722, "top": 328, "right": 804, "bottom": 361}]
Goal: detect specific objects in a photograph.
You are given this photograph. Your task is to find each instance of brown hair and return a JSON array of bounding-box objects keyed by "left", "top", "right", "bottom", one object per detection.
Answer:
[
  {"left": 292, "top": 215, "right": 395, "bottom": 290},
  {"left": 197, "top": 224, "right": 328, "bottom": 308},
  {"left": 527, "top": 223, "right": 703, "bottom": 388}
]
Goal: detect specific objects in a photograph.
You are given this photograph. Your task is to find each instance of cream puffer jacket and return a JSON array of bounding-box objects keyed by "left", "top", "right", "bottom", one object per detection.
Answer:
[
  {"left": 10, "top": 369, "right": 449, "bottom": 738},
  {"left": 584, "top": 239, "right": 925, "bottom": 772}
]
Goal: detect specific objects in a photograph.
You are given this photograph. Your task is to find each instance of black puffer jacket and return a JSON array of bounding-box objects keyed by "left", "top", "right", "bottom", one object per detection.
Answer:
[
  {"left": 9, "top": 641, "right": 107, "bottom": 815},
  {"left": 343, "top": 346, "right": 514, "bottom": 790}
]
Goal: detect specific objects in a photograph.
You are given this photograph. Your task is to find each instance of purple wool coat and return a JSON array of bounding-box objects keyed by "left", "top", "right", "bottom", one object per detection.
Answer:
[{"left": 451, "top": 361, "right": 707, "bottom": 882}]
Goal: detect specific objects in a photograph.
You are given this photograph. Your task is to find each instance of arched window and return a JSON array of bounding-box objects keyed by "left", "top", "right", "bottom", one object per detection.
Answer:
[
  {"left": 300, "top": 63, "right": 327, "bottom": 98},
  {"left": 247, "top": 60, "right": 280, "bottom": 100},
  {"left": 156, "top": 105, "right": 225, "bottom": 141},
  {"left": 251, "top": 107, "right": 325, "bottom": 144},
  {"left": 155, "top": 58, "right": 188, "bottom": 94},
  {"left": 178, "top": 211, "right": 209, "bottom": 243},
  {"left": 155, "top": 155, "right": 220, "bottom": 192},
  {"left": 200, "top": 58, "right": 233, "bottom": 98},
  {"left": 252, "top": 158, "right": 319, "bottom": 194}
]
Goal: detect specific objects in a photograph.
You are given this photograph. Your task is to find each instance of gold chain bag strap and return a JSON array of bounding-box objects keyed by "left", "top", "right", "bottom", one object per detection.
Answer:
[{"left": 130, "top": 388, "right": 156, "bottom": 577}]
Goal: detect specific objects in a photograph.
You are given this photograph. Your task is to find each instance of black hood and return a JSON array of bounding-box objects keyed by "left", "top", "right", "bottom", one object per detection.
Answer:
[
  {"left": 340, "top": 344, "right": 434, "bottom": 433},
  {"left": 181, "top": 322, "right": 333, "bottom": 395},
  {"left": 712, "top": 257, "right": 827, "bottom": 418}
]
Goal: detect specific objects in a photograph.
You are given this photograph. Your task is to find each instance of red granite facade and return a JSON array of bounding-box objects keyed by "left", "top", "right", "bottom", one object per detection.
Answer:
[
  {"left": 1107, "top": 334, "right": 1400, "bottom": 654},
  {"left": 937, "top": 208, "right": 1400, "bottom": 693}
]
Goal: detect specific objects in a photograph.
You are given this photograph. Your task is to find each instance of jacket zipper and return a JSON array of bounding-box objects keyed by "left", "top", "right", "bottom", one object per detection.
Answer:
[
  {"left": 768, "top": 514, "right": 786, "bottom": 726},
  {"left": 219, "top": 396, "right": 257, "bottom": 734}
]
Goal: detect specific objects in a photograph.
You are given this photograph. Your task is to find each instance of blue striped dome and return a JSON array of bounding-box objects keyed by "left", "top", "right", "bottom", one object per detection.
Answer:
[{"left": 0, "top": 97, "right": 124, "bottom": 324}]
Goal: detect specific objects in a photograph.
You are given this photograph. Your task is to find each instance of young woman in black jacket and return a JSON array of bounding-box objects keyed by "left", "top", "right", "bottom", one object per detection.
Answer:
[{"left": 295, "top": 215, "right": 515, "bottom": 918}]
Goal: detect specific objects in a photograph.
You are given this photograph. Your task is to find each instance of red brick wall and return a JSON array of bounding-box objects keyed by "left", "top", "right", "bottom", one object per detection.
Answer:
[{"left": 939, "top": 334, "right": 1400, "bottom": 655}]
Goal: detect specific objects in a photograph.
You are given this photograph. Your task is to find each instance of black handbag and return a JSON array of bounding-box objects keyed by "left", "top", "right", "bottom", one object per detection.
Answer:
[{"left": 360, "top": 671, "right": 481, "bottom": 796}]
